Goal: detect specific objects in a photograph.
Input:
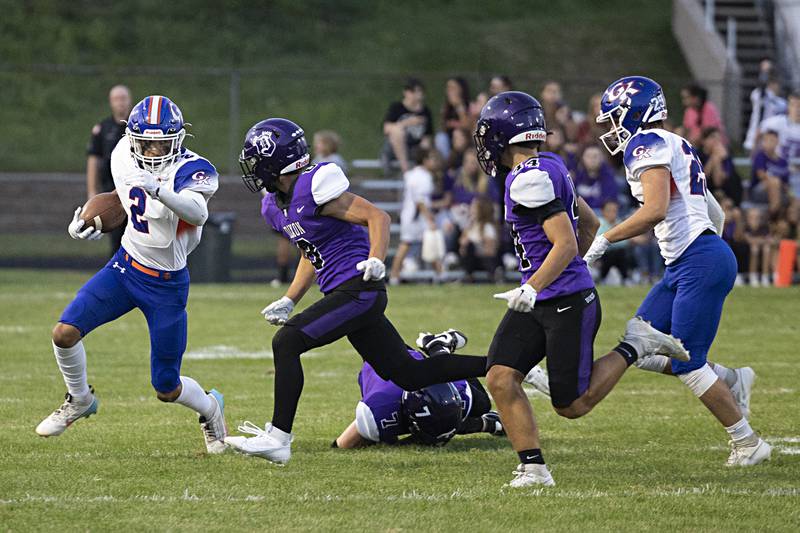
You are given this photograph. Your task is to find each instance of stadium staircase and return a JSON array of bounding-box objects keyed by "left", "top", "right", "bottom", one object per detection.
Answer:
[{"left": 705, "top": 0, "right": 777, "bottom": 136}]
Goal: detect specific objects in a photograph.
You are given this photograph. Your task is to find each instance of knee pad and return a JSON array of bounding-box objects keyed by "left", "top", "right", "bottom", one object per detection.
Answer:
[
  {"left": 152, "top": 367, "right": 180, "bottom": 395},
  {"left": 677, "top": 363, "right": 717, "bottom": 397}
]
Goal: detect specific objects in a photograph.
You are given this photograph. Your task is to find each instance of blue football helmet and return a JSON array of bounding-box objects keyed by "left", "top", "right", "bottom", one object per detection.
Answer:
[
  {"left": 401, "top": 382, "right": 463, "bottom": 446},
  {"left": 596, "top": 76, "right": 668, "bottom": 155},
  {"left": 239, "top": 118, "right": 310, "bottom": 193},
  {"left": 126, "top": 95, "right": 186, "bottom": 173},
  {"left": 474, "top": 91, "right": 547, "bottom": 177}
]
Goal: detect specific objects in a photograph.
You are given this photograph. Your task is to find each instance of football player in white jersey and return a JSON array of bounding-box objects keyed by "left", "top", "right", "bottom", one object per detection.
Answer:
[
  {"left": 36, "top": 95, "right": 227, "bottom": 454},
  {"left": 584, "top": 77, "right": 769, "bottom": 466}
]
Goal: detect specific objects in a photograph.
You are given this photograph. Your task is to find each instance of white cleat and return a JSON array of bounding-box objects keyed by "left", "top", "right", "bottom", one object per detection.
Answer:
[
  {"left": 726, "top": 438, "right": 771, "bottom": 467},
  {"left": 36, "top": 388, "right": 98, "bottom": 437},
  {"left": 523, "top": 365, "right": 551, "bottom": 398},
  {"left": 200, "top": 389, "right": 227, "bottom": 454},
  {"left": 730, "top": 367, "right": 755, "bottom": 419},
  {"left": 507, "top": 463, "right": 555, "bottom": 488},
  {"left": 225, "top": 421, "right": 292, "bottom": 464},
  {"left": 622, "top": 317, "right": 690, "bottom": 362}
]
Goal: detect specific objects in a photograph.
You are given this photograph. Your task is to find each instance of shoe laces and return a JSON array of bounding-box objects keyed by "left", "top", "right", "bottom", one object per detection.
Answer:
[
  {"left": 200, "top": 405, "right": 225, "bottom": 441},
  {"left": 237, "top": 420, "right": 267, "bottom": 437}
]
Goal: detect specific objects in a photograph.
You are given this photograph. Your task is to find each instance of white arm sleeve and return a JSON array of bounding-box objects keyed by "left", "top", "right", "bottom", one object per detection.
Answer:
[
  {"left": 354, "top": 401, "right": 380, "bottom": 442},
  {"left": 509, "top": 169, "right": 556, "bottom": 208},
  {"left": 706, "top": 192, "right": 725, "bottom": 236},
  {"left": 311, "top": 163, "right": 350, "bottom": 206},
  {"left": 157, "top": 188, "right": 209, "bottom": 226}
]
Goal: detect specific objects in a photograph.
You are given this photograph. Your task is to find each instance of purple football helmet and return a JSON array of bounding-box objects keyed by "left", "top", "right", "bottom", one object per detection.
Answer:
[
  {"left": 401, "top": 382, "right": 463, "bottom": 446},
  {"left": 474, "top": 91, "right": 547, "bottom": 177},
  {"left": 596, "top": 76, "right": 668, "bottom": 155},
  {"left": 126, "top": 95, "right": 186, "bottom": 173},
  {"left": 239, "top": 118, "right": 310, "bottom": 193}
]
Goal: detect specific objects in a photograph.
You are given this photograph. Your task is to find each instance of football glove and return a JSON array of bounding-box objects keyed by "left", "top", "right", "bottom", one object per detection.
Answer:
[
  {"left": 493, "top": 284, "right": 537, "bottom": 313},
  {"left": 583, "top": 234, "right": 611, "bottom": 265},
  {"left": 67, "top": 206, "right": 102, "bottom": 241},
  {"left": 356, "top": 257, "right": 386, "bottom": 281},
  {"left": 261, "top": 296, "right": 295, "bottom": 326},
  {"left": 123, "top": 170, "right": 160, "bottom": 198}
]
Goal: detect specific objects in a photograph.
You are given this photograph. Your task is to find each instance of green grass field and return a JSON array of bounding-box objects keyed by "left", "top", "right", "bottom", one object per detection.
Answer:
[{"left": 1, "top": 270, "right": 798, "bottom": 531}]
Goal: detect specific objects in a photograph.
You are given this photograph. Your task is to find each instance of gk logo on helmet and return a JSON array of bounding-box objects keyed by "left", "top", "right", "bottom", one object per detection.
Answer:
[
  {"left": 606, "top": 81, "right": 641, "bottom": 104},
  {"left": 253, "top": 131, "right": 277, "bottom": 157}
]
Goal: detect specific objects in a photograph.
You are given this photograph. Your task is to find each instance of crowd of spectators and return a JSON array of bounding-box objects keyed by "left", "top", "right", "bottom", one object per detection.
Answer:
[{"left": 368, "top": 66, "right": 800, "bottom": 287}]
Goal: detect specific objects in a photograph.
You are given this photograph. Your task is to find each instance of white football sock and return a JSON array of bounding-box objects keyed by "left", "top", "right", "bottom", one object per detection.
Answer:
[
  {"left": 725, "top": 417, "right": 756, "bottom": 445},
  {"left": 269, "top": 424, "right": 292, "bottom": 444},
  {"left": 175, "top": 376, "right": 215, "bottom": 418},
  {"left": 52, "top": 341, "right": 91, "bottom": 400},
  {"left": 711, "top": 363, "right": 737, "bottom": 388},
  {"left": 634, "top": 354, "right": 669, "bottom": 373}
]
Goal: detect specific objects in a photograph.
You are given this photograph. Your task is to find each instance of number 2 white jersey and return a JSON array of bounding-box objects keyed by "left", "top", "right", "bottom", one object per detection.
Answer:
[
  {"left": 622, "top": 128, "right": 716, "bottom": 265},
  {"left": 110, "top": 136, "right": 219, "bottom": 271}
]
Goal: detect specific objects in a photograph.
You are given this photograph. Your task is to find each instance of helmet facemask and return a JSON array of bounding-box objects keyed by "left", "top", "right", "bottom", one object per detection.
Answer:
[
  {"left": 473, "top": 120, "right": 503, "bottom": 177},
  {"left": 127, "top": 129, "right": 185, "bottom": 174},
  {"left": 596, "top": 104, "right": 632, "bottom": 156}
]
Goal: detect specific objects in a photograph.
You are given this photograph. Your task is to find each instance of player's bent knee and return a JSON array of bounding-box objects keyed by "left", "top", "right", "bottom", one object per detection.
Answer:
[
  {"left": 677, "top": 363, "right": 717, "bottom": 397},
  {"left": 271, "top": 326, "right": 306, "bottom": 359},
  {"left": 486, "top": 366, "right": 520, "bottom": 396},
  {"left": 52, "top": 323, "right": 81, "bottom": 348},
  {"left": 152, "top": 369, "right": 181, "bottom": 399},
  {"left": 156, "top": 385, "right": 181, "bottom": 403}
]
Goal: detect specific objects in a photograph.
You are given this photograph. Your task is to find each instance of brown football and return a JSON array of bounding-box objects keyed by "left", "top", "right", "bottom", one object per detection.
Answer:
[{"left": 81, "top": 191, "right": 127, "bottom": 233}]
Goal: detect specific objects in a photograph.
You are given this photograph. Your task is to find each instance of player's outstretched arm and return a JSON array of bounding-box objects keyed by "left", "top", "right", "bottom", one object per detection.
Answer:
[
  {"left": 576, "top": 197, "right": 600, "bottom": 257},
  {"left": 603, "top": 167, "right": 670, "bottom": 244},
  {"left": 334, "top": 421, "right": 370, "bottom": 449},
  {"left": 320, "top": 192, "right": 391, "bottom": 261}
]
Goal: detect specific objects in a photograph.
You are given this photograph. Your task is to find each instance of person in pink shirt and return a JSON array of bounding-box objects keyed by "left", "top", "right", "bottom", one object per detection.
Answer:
[{"left": 681, "top": 83, "right": 727, "bottom": 146}]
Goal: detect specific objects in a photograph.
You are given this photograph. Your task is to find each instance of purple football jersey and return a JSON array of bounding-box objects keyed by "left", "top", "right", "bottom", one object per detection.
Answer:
[
  {"left": 357, "top": 349, "right": 471, "bottom": 444},
  {"left": 504, "top": 152, "right": 594, "bottom": 300},
  {"left": 261, "top": 163, "right": 370, "bottom": 293}
]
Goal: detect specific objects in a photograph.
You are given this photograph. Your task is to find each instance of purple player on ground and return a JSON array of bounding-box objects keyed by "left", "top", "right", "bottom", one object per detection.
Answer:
[
  {"left": 224, "top": 118, "right": 488, "bottom": 464},
  {"left": 334, "top": 330, "right": 506, "bottom": 448},
  {"left": 474, "top": 92, "right": 691, "bottom": 488}
]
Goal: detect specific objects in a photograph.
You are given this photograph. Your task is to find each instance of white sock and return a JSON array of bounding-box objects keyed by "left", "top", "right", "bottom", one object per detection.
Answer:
[
  {"left": 175, "top": 376, "right": 215, "bottom": 418},
  {"left": 711, "top": 363, "right": 737, "bottom": 388},
  {"left": 268, "top": 424, "right": 292, "bottom": 444},
  {"left": 635, "top": 354, "right": 670, "bottom": 373},
  {"left": 52, "top": 341, "right": 90, "bottom": 400},
  {"left": 725, "top": 417, "right": 756, "bottom": 445}
]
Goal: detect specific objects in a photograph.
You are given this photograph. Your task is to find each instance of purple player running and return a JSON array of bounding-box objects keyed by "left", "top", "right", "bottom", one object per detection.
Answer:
[
  {"left": 474, "top": 92, "right": 690, "bottom": 488},
  {"left": 334, "top": 330, "right": 505, "bottom": 448},
  {"left": 224, "top": 118, "right": 488, "bottom": 464}
]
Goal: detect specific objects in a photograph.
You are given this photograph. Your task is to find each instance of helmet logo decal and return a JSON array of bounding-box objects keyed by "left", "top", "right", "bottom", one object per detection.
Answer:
[
  {"left": 632, "top": 145, "right": 652, "bottom": 160},
  {"left": 252, "top": 131, "right": 277, "bottom": 157},
  {"left": 606, "top": 81, "right": 640, "bottom": 104}
]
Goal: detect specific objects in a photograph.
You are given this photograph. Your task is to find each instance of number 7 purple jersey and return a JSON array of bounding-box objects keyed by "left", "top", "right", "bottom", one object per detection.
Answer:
[
  {"left": 260, "top": 163, "right": 371, "bottom": 293},
  {"left": 503, "top": 152, "right": 594, "bottom": 300}
]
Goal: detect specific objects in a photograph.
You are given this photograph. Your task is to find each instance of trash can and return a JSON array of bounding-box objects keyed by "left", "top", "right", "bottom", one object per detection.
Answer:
[{"left": 187, "top": 212, "right": 236, "bottom": 283}]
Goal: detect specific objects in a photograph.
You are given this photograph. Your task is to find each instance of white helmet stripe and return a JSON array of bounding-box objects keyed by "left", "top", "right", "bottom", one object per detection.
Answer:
[
  {"left": 147, "top": 95, "right": 162, "bottom": 124},
  {"left": 508, "top": 130, "right": 547, "bottom": 144}
]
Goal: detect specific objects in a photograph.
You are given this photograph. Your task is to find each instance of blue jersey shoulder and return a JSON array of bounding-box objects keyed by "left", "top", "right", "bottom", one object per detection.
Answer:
[
  {"left": 623, "top": 131, "right": 668, "bottom": 168},
  {"left": 174, "top": 157, "right": 218, "bottom": 193}
]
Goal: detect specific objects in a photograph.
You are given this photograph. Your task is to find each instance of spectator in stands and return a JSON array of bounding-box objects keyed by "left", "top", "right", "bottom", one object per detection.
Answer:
[
  {"left": 698, "top": 127, "right": 742, "bottom": 205},
  {"left": 629, "top": 231, "right": 663, "bottom": 285},
  {"left": 575, "top": 93, "right": 605, "bottom": 147},
  {"left": 572, "top": 145, "right": 618, "bottom": 210},
  {"left": 381, "top": 77, "right": 433, "bottom": 176},
  {"left": 471, "top": 75, "right": 513, "bottom": 121},
  {"left": 312, "top": 130, "right": 347, "bottom": 172},
  {"left": 458, "top": 196, "right": 499, "bottom": 283},
  {"left": 721, "top": 197, "right": 749, "bottom": 286},
  {"left": 389, "top": 147, "right": 442, "bottom": 284},
  {"left": 544, "top": 126, "right": 572, "bottom": 165},
  {"left": 595, "top": 200, "right": 630, "bottom": 285},
  {"left": 87, "top": 84, "right": 132, "bottom": 254},
  {"left": 744, "top": 59, "right": 787, "bottom": 151},
  {"left": 540, "top": 80, "right": 578, "bottom": 142},
  {"left": 681, "top": 83, "right": 726, "bottom": 146},
  {"left": 436, "top": 77, "right": 471, "bottom": 158},
  {"left": 743, "top": 207, "right": 774, "bottom": 287},
  {"left": 445, "top": 127, "right": 470, "bottom": 172},
  {"left": 750, "top": 129, "right": 790, "bottom": 216},
  {"left": 759, "top": 92, "right": 800, "bottom": 195}
]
